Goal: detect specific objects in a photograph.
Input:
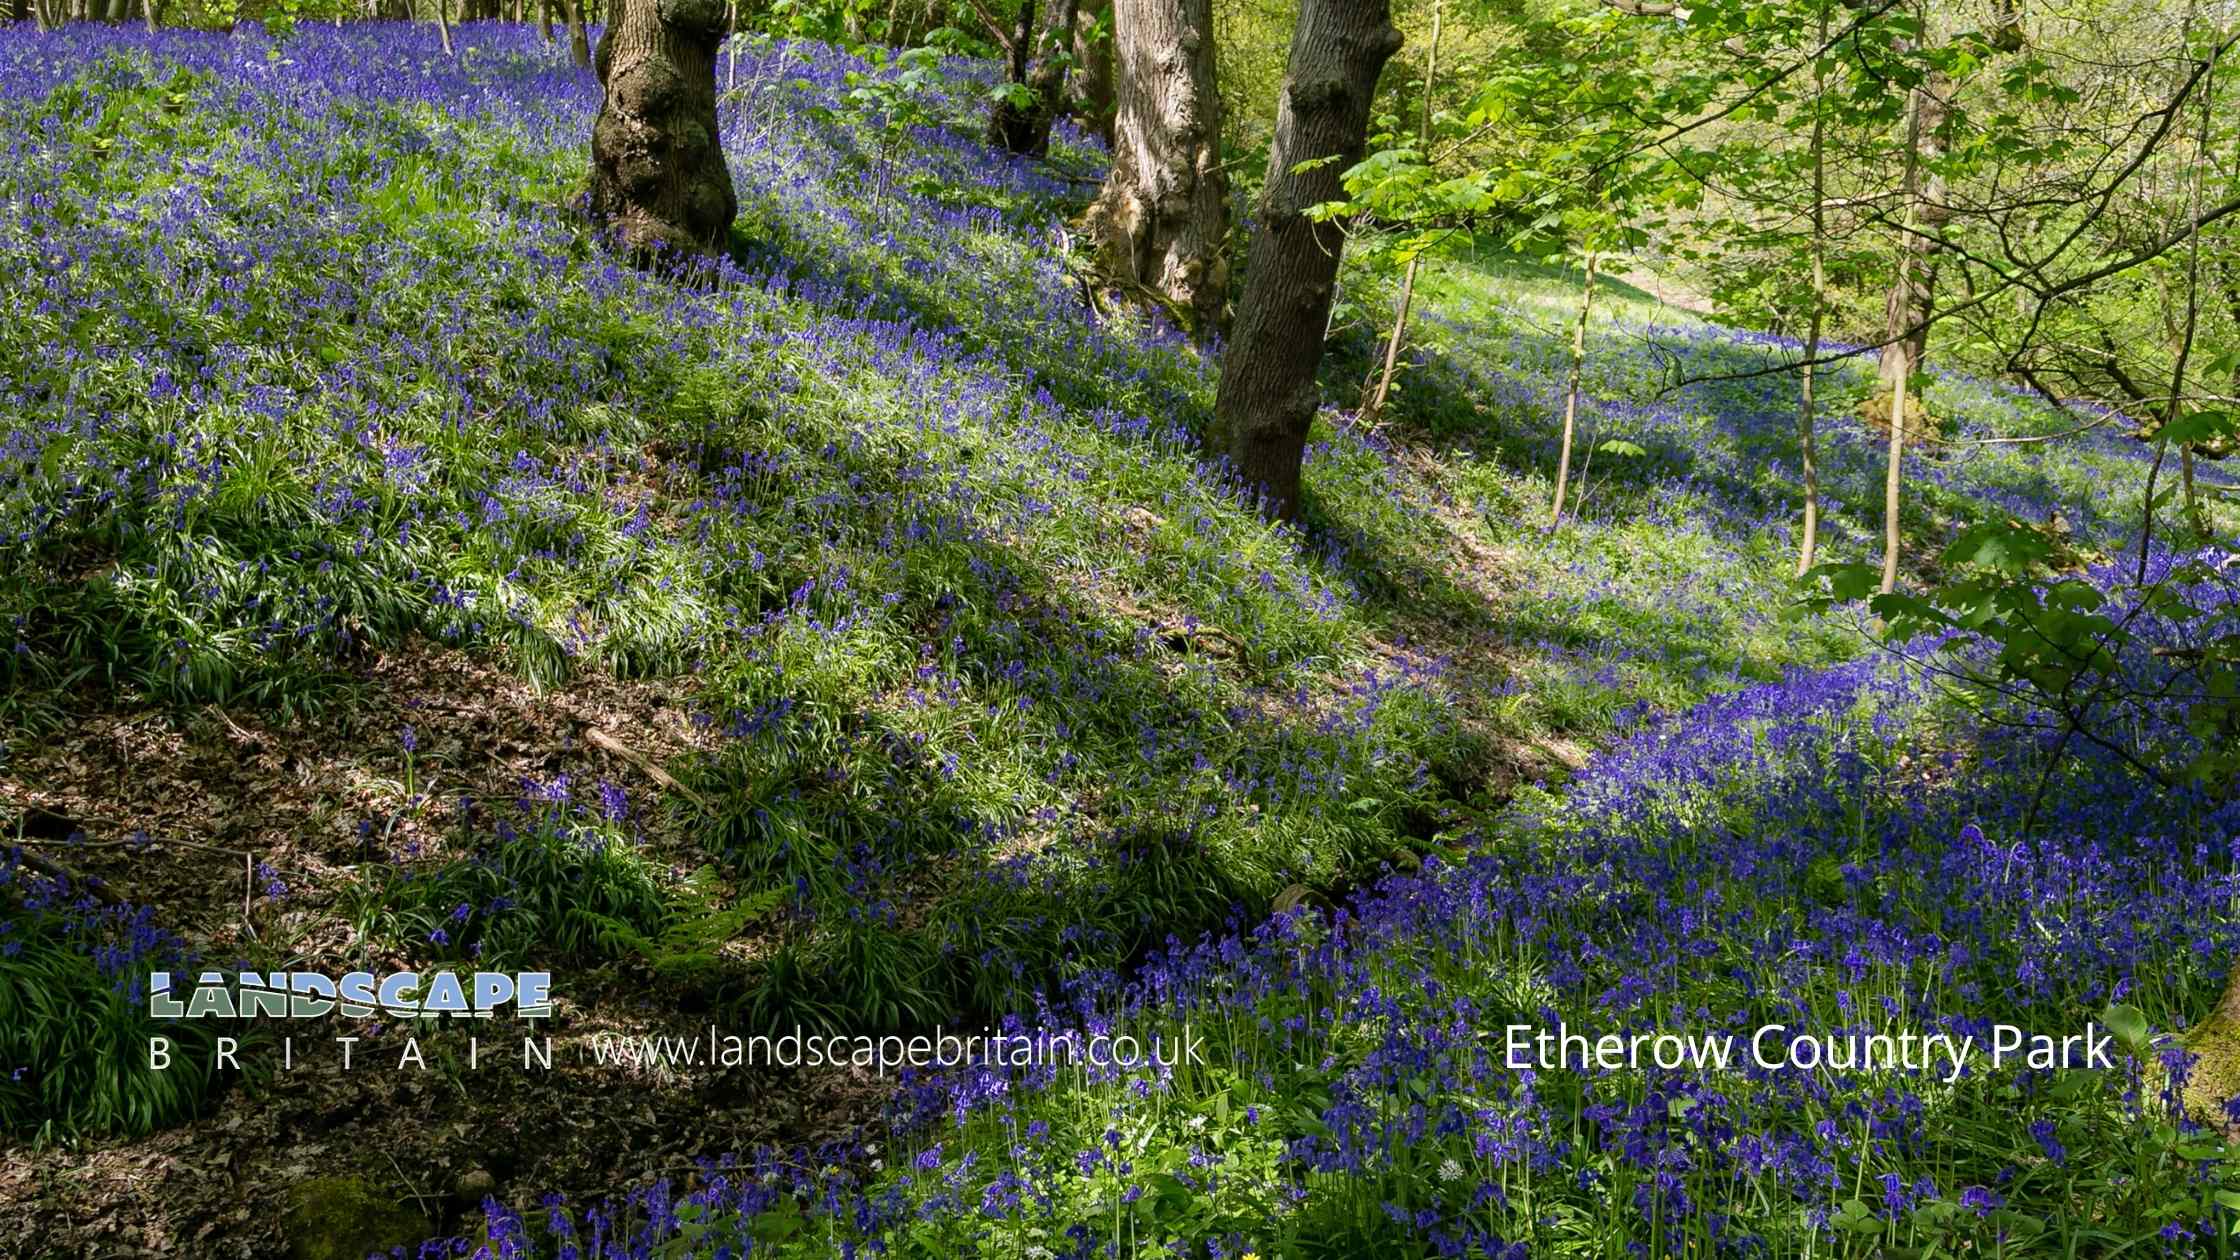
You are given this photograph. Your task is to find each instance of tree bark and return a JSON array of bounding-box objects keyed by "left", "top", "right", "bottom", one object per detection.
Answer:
[
  {"left": 1795, "top": 0, "right": 1829, "bottom": 576},
  {"left": 435, "top": 0, "right": 456, "bottom": 55},
  {"left": 991, "top": 0, "right": 1078, "bottom": 156},
  {"left": 1083, "top": 0, "right": 1229, "bottom": 336},
  {"left": 1211, "top": 0, "right": 1402, "bottom": 520},
  {"left": 1072, "top": 1, "right": 1114, "bottom": 144},
  {"left": 564, "top": 0, "right": 593, "bottom": 67},
  {"left": 589, "top": 0, "right": 739, "bottom": 263},
  {"left": 1876, "top": 69, "right": 1951, "bottom": 403}
]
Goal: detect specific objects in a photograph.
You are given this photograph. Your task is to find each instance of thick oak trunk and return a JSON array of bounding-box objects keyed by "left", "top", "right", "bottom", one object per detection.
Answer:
[
  {"left": 1083, "top": 0, "right": 1228, "bottom": 335},
  {"left": 991, "top": 0, "right": 1079, "bottom": 156},
  {"left": 589, "top": 0, "right": 739, "bottom": 263},
  {"left": 1212, "top": 0, "right": 1401, "bottom": 520}
]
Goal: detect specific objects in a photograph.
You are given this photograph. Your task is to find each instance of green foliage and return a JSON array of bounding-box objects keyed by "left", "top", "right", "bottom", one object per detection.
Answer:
[
  {"left": 588, "top": 866, "right": 784, "bottom": 988},
  {"left": 0, "top": 863, "right": 231, "bottom": 1141},
  {"left": 349, "top": 814, "right": 676, "bottom": 970}
]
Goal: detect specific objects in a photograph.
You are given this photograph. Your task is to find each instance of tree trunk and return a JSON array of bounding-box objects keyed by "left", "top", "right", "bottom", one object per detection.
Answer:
[
  {"left": 434, "top": 0, "right": 455, "bottom": 54},
  {"left": 1211, "top": 0, "right": 1402, "bottom": 520},
  {"left": 991, "top": 0, "right": 1077, "bottom": 156},
  {"left": 589, "top": 0, "right": 739, "bottom": 263},
  {"left": 1795, "top": 0, "right": 1829, "bottom": 576},
  {"left": 1083, "top": 0, "right": 1228, "bottom": 336},
  {"left": 564, "top": 0, "right": 593, "bottom": 66},
  {"left": 1549, "top": 251, "right": 1597, "bottom": 526},
  {"left": 989, "top": 0, "right": 1039, "bottom": 142},
  {"left": 539, "top": 0, "right": 554, "bottom": 39},
  {"left": 1361, "top": 0, "right": 1440, "bottom": 421},
  {"left": 1876, "top": 70, "right": 1950, "bottom": 402},
  {"left": 1072, "top": 1, "right": 1114, "bottom": 144},
  {"left": 1874, "top": 13, "right": 1944, "bottom": 596},
  {"left": 1880, "top": 321, "right": 1910, "bottom": 594}
]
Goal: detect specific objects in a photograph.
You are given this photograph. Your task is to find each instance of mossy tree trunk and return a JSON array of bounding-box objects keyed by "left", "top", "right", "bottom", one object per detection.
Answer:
[
  {"left": 1211, "top": 0, "right": 1401, "bottom": 521},
  {"left": 589, "top": 0, "right": 739, "bottom": 263},
  {"left": 1083, "top": 0, "right": 1228, "bottom": 336}
]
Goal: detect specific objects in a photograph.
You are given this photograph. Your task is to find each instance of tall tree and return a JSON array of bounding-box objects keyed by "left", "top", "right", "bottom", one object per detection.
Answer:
[
  {"left": 1360, "top": 0, "right": 1440, "bottom": 422},
  {"left": 1794, "top": 0, "right": 1829, "bottom": 575},
  {"left": 1083, "top": 0, "right": 1229, "bottom": 336},
  {"left": 564, "top": 0, "right": 593, "bottom": 68},
  {"left": 588, "top": 0, "right": 739, "bottom": 262},
  {"left": 991, "top": 0, "right": 1079, "bottom": 156},
  {"left": 1212, "top": 0, "right": 1403, "bottom": 520},
  {"left": 1072, "top": 1, "right": 1114, "bottom": 144},
  {"left": 1877, "top": 65, "right": 1952, "bottom": 404}
]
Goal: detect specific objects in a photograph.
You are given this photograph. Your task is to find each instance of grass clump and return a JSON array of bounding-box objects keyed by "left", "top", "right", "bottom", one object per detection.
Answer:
[{"left": 0, "top": 850, "right": 230, "bottom": 1141}]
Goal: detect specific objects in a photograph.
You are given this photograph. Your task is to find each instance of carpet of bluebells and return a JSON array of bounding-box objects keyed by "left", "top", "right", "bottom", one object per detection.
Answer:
[{"left": 4, "top": 18, "right": 2240, "bottom": 1260}]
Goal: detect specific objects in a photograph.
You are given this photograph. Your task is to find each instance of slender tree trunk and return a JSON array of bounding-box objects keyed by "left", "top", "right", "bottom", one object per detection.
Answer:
[
  {"left": 991, "top": 0, "right": 1078, "bottom": 156},
  {"left": 1877, "top": 8, "right": 1951, "bottom": 405},
  {"left": 1876, "top": 14, "right": 1939, "bottom": 597},
  {"left": 988, "top": 0, "right": 1040, "bottom": 143},
  {"left": 1881, "top": 321, "right": 1910, "bottom": 594},
  {"left": 1796, "top": 0, "right": 1829, "bottom": 576},
  {"left": 1212, "top": 0, "right": 1403, "bottom": 520},
  {"left": 1361, "top": 0, "right": 1439, "bottom": 422},
  {"left": 1072, "top": 1, "right": 1114, "bottom": 144},
  {"left": 540, "top": 0, "right": 554, "bottom": 39},
  {"left": 565, "top": 0, "right": 593, "bottom": 67},
  {"left": 589, "top": 0, "right": 738, "bottom": 263},
  {"left": 103, "top": 0, "right": 123, "bottom": 21},
  {"left": 1083, "top": 0, "right": 1228, "bottom": 336},
  {"left": 726, "top": 0, "right": 739, "bottom": 87},
  {"left": 435, "top": 0, "right": 456, "bottom": 54},
  {"left": 1549, "top": 251, "right": 1597, "bottom": 526}
]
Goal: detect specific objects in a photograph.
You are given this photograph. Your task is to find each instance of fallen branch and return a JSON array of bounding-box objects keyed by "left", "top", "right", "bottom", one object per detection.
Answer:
[
  {"left": 7, "top": 846, "right": 125, "bottom": 905},
  {"left": 585, "top": 726, "right": 710, "bottom": 812}
]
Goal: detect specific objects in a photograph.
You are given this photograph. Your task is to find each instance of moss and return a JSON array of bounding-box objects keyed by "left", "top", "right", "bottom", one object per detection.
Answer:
[
  {"left": 282, "top": 1175, "right": 432, "bottom": 1260},
  {"left": 2178, "top": 1012, "right": 2240, "bottom": 1136}
]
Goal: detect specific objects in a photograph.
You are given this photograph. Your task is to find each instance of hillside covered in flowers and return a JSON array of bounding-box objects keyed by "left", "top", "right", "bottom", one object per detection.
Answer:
[{"left": 4, "top": 16, "right": 2240, "bottom": 1259}]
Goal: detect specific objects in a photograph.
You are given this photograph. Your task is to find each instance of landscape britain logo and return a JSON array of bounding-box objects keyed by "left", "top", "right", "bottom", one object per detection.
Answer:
[{"left": 145, "top": 969, "right": 553, "bottom": 1074}]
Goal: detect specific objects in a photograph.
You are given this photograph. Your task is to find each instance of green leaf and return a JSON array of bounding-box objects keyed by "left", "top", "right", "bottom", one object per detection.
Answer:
[{"left": 2102, "top": 1003, "right": 2149, "bottom": 1055}]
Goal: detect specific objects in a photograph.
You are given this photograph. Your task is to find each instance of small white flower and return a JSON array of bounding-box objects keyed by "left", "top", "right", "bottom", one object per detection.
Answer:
[{"left": 1438, "top": 1158, "right": 1464, "bottom": 1183}]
